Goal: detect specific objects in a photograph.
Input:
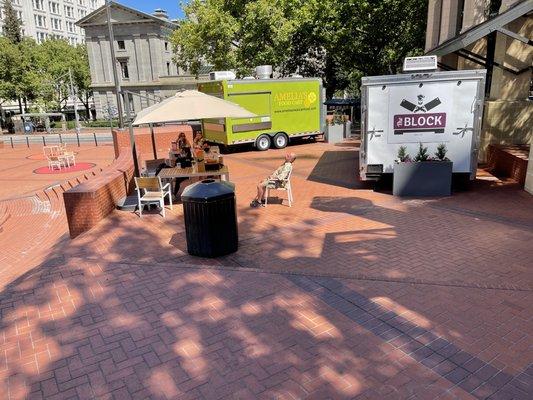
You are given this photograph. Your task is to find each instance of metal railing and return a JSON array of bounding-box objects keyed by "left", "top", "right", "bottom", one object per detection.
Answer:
[{"left": 2, "top": 132, "right": 114, "bottom": 148}]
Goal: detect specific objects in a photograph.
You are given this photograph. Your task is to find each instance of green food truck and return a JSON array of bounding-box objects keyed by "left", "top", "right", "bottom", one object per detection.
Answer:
[{"left": 198, "top": 77, "right": 325, "bottom": 150}]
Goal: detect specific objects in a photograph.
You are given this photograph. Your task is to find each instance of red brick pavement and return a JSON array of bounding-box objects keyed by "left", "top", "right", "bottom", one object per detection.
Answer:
[
  {"left": 63, "top": 142, "right": 533, "bottom": 290},
  {"left": 0, "top": 145, "right": 114, "bottom": 288},
  {"left": 0, "top": 145, "right": 114, "bottom": 201},
  {"left": 0, "top": 258, "right": 531, "bottom": 399},
  {"left": 0, "top": 140, "right": 531, "bottom": 399}
]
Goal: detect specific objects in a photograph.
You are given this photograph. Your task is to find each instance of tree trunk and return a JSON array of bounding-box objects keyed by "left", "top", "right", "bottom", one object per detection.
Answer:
[
  {"left": 78, "top": 93, "right": 90, "bottom": 120},
  {"left": 18, "top": 98, "right": 23, "bottom": 114},
  {"left": 23, "top": 97, "right": 28, "bottom": 113}
]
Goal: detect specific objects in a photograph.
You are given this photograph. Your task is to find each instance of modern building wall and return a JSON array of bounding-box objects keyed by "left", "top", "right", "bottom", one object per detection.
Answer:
[
  {"left": 0, "top": 0, "right": 104, "bottom": 44},
  {"left": 425, "top": 0, "right": 532, "bottom": 171}
]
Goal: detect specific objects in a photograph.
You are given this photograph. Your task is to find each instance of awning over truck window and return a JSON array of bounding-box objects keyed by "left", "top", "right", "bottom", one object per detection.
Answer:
[{"left": 426, "top": 0, "right": 532, "bottom": 57}]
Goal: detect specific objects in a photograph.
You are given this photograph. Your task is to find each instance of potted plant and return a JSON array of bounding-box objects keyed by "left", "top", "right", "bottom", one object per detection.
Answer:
[
  {"left": 393, "top": 143, "right": 453, "bottom": 196},
  {"left": 325, "top": 112, "right": 345, "bottom": 144}
]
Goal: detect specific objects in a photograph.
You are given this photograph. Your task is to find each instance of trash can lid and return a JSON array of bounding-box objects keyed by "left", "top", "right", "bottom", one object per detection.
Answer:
[{"left": 181, "top": 179, "right": 235, "bottom": 202}]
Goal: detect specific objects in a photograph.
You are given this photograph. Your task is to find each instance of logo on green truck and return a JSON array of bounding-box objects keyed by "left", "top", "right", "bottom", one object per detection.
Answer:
[{"left": 274, "top": 91, "right": 317, "bottom": 108}]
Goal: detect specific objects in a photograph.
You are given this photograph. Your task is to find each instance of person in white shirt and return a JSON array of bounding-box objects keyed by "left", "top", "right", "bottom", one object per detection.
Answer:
[{"left": 251, "top": 153, "right": 296, "bottom": 208}]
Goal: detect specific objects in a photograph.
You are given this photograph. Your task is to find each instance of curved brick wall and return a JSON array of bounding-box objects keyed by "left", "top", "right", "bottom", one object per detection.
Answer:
[{"left": 63, "top": 148, "right": 137, "bottom": 239}]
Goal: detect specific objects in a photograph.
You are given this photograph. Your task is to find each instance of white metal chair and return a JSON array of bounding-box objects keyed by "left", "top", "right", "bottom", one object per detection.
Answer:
[
  {"left": 59, "top": 143, "right": 76, "bottom": 167},
  {"left": 134, "top": 177, "right": 173, "bottom": 217},
  {"left": 47, "top": 156, "right": 63, "bottom": 171},
  {"left": 43, "top": 146, "right": 64, "bottom": 170},
  {"left": 265, "top": 168, "right": 294, "bottom": 207}
]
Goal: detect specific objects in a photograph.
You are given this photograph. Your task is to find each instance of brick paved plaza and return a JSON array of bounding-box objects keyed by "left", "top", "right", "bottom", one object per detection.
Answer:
[{"left": 0, "top": 140, "right": 531, "bottom": 399}]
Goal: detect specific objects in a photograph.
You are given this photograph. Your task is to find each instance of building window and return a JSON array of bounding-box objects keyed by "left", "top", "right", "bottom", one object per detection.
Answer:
[
  {"left": 34, "top": 15, "right": 47, "bottom": 28},
  {"left": 120, "top": 61, "right": 129, "bottom": 79},
  {"left": 51, "top": 18, "right": 62, "bottom": 31},
  {"left": 164, "top": 42, "right": 168, "bottom": 51},
  {"left": 167, "top": 62, "right": 171, "bottom": 75},
  {"left": 79, "top": 9, "right": 87, "bottom": 18},
  {"left": 49, "top": 2, "right": 60, "bottom": 14},
  {"left": 65, "top": 5, "right": 74, "bottom": 18},
  {"left": 32, "top": 0, "right": 45, "bottom": 11},
  {"left": 36, "top": 31, "right": 48, "bottom": 43},
  {"left": 117, "top": 40, "right": 125, "bottom": 50},
  {"left": 67, "top": 21, "right": 76, "bottom": 33}
]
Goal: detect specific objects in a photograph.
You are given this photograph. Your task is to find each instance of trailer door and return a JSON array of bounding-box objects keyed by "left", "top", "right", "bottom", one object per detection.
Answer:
[
  {"left": 365, "top": 85, "right": 390, "bottom": 173},
  {"left": 227, "top": 92, "right": 273, "bottom": 133}
]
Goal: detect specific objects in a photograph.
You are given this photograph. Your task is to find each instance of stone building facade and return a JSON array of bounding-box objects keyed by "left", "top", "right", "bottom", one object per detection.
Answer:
[
  {"left": 425, "top": 0, "right": 532, "bottom": 192},
  {"left": 76, "top": 2, "right": 208, "bottom": 120}
]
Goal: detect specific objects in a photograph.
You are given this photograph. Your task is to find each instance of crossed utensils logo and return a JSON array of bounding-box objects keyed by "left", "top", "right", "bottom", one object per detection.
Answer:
[{"left": 400, "top": 94, "right": 441, "bottom": 113}]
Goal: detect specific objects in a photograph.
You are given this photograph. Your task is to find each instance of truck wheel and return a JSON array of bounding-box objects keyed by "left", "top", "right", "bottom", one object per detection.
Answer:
[
  {"left": 255, "top": 135, "right": 271, "bottom": 151},
  {"left": 273, "top": 133, "right": 288, "bottom": 149}
]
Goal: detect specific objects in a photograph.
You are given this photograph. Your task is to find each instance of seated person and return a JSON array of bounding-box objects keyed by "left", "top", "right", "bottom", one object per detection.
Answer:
[
  {"left": 250, "top": 153, "right": 296, "bottom": 208},
  {"left": 193, "top": 132, "right": 209, "bottom": 150},
  {"left": 172, "top": 132, "right": 194, "bottom": 197},
  {"left": 176, "top": 132, "right": 192, "bottom": 162}
]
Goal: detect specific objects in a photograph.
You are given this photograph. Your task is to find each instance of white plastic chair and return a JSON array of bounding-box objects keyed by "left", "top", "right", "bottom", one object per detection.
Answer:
[
  {"left": 265, "top": 168, "right": 293, "bottom": 207},
  {"left": 134, "top": 177, "right": 173, "bottom": 217}
]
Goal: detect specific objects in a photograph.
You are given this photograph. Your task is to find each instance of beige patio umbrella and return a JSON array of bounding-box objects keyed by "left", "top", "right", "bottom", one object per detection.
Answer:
[{"left": 133, "top": 89, "right": 256, "bottom": 125}]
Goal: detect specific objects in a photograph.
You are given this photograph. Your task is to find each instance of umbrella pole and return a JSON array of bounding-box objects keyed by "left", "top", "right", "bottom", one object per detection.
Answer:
[
  {"left": 123, "top": 91, "right": 140, "bottom": 177},
  {"left": 150, "top": 123, "right": 157, "bottom": 159}
]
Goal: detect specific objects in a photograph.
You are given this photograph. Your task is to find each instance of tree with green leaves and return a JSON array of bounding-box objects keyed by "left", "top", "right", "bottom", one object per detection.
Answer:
[
  {"left": 171, "top": 0, "right": 427, "bottom": 97},
  {"left": 0, "top": 37, "right": 21, "bottom": 101},
  {"left": 2, "top": 0, "right": 22, "bottom": 43},
  {"left": 72, "top": 44, "right": 93, "bottom": 119},
  {"left": 0, "top": 35, "right": 93, "bottom": 115},
  {"left": 18, "top": 38, "right": 47, "bottom": 111},
  {"left": 0, "top": 37, "right": 43, "bottom": 113},
  {"left": 29, "top": 39, "right": 92, "bottom": 116}
]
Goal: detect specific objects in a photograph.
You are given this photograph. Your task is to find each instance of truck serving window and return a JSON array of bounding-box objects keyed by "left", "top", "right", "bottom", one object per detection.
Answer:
[{"left": 228, "top": 92, "right": 271, "bottom": 116}]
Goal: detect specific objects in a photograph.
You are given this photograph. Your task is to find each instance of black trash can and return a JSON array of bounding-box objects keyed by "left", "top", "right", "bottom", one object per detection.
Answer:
[{"left": 181, "top": 179, "right": 238, "bottom": 257}]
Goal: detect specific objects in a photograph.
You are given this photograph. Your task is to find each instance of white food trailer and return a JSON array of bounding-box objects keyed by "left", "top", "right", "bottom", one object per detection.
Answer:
[{"left": 359, "top": 69, "right": 486, "bottom": 181}]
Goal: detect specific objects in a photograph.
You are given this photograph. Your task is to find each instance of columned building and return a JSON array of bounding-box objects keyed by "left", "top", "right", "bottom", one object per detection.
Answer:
[
  {"left": 425, "top": 0, "right": 532, "bottom": 192},
  {"left": 76, "top": 1, "right": 210, "bottom": 120},
  {"left": 0, "top": 0, "right": 104, "bottom": 44}
]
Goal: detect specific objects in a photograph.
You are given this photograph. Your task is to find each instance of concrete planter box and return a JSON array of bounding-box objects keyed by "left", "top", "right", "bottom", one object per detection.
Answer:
[
  {"left": 393, "top": 161, "right": 452, "bottom": 197},
  {"left": 326, "top": 124, "right": 344, "bottom": 144}
]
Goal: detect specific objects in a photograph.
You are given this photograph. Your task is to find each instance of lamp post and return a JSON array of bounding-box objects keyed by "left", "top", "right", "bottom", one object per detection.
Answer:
[
  {"left": 68, "top": 68, "right": 81, "bottom": 135},
  {"left": 105, "top": 0, "right": 124, "bottom": 128},
  {"left": 120, "top": 89, "right": 163, "bottom": 177}
]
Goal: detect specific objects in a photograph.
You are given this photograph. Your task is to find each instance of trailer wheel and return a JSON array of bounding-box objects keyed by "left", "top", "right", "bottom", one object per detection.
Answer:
[
  {"left": 255, "top": 135, "right": 271, "bottom": 151},
  {"left": 273, "top": 133, "right": 288, "bottom": 149}
]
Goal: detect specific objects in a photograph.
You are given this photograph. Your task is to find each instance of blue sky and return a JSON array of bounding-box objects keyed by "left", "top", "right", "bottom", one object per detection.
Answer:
[{"left": 120, "top": 0, "right": 186, "bottom": 19}]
